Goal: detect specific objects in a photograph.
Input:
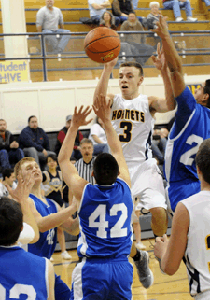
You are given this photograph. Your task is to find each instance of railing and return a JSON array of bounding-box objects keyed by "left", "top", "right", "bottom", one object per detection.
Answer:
[{"left": 0, "top": 30, "right": 210, "bottom": 82}]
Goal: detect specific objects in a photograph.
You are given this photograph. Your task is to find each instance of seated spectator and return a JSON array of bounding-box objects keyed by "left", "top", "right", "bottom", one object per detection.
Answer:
[
  {"left": 88, "top": 0, "right": 111, "bottom": 25},
  {"left": 0, "top": 119, "right": 24, "bottom": 170},
  {"left": 42, "top": 154, "right": 72, "bottom": 260},
  {"left": 147, "top": 2, "right": 161, "bottom": 30},
  {"left": 112, "top": 0, "right": 143, "bottom": 24},
  {"left": 119, "top": 12, "right": 154, "bottom": 66},
  {"left": 36, "top": 0, "right": 71, "bottom": 54},
  {"left": 162, "top": 0, "right": 197, "bottom": 22},
  {"left": 99, "top": 11, "right": 120, "bottom": 29},
  {"left": 54, "top": 114, "right": 83, "bottom": 160},
  {"left": 89, "top": 117, "right": 109, "bottom": 155},
  {"left": 19, "top": 115, "right": 55, "bottom": 170},
  {"left": 120, "top": 12, "right": 146, "bottom": 44},
  {"left": 151, "top": 128, "right": 168, "bottom": 166},
  {"left": 0, "top": 168, "right": 17, "bottom": 198}
]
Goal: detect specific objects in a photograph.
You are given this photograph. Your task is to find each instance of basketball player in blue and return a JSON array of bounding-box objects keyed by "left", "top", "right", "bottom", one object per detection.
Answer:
[
  {"left": 58, "top": 97, "right": 153, "bottom": 299},
  {"left": 0, "top": 196, "right": 55, "bottom": 300},
  {"left": 154, "top": 139, "right": 210, "bottom": 299},
  {"left": 14, "top": 157, "right": 79, "bottom": 300},
  {"left": 153, "top": 16, "right": 210, "bottom": 212}
]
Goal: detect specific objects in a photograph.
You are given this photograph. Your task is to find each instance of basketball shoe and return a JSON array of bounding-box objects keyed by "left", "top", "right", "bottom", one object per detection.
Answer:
[{"left": 133, "top": 250, "right": 154, "bottom": 289}]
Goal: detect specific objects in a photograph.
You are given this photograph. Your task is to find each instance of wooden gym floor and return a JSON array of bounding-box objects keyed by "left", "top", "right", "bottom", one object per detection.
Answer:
[{"left": 52, "top": 238, "right": 191, "bottom": 300}]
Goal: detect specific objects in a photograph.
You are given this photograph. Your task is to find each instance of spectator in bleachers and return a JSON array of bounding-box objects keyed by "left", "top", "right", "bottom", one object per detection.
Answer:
[
  {"left": 36, "top": 0, "right": 71, "bottom": 54},
  {"left": 119, "top": 12, "right": 154, "bottom": 66},
  {"left": 0, "top": 168, "right": 17, "bottom": 198},
  {"left": 147, "top": 2, "right": 161, "bottom": 30},
  {"left": 0, "top": 119, "right": 24, "bottom": 171},
  {"left": 162, "top": 0, "right": 197, "bottom": 22},
  {"left": 112, "top": 0, "right": 143, "bottom": 24},
  {"left": 89, "top": 117, "right": 109, "bottom": 156},
  {"left": 19, "top": 115, "right": 55, "bottom": 170},
  {"left": 99, "top": 11, "right": 120, "bottom": 29},
  {"left": 54, "top": 115, "right": 83, "bottom": 160},
  {"left": 120, "top": 12, "right": 146, "bottom": 43},
  {"left": 88, "top": 0, "right": 111, "bottom": 25}
]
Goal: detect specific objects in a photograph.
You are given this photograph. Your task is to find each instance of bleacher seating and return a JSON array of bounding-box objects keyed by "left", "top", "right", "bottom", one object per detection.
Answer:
[{"left": 0, "top": 0, "right": 210, "bottom": 81}]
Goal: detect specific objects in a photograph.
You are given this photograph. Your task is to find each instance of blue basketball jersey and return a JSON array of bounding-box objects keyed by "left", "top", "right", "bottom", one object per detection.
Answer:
[
  {"left": 77, "top": 178, "right": 133, "bottom": 258},
  {"left": 28, "top": 194, "right": 58, "bottom": 259},
  {"left": 164, "top": 87, "right": 210, "bottom": 184},
  {"left": 0, "top": 246, "right": 48, "bottom": 299}
]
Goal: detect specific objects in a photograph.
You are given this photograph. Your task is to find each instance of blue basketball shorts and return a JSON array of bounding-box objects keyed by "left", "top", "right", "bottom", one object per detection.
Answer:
[
  {"left": 55, "top": 273, "right": 71, "bottom": 300},
  {"left": 71, "top": 256, "right": 133, "bottom": 300},
  {"left": 167, "top": 180, "right": 201, "bottom": 212}
]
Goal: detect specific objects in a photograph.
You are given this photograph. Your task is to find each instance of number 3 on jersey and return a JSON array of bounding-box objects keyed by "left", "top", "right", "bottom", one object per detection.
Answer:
[
  {"left": 89, "top": 203, "right": 128, "bottom": 238},
  {"left": 119, "top": 121, "right": 133, "bottom": 143}
]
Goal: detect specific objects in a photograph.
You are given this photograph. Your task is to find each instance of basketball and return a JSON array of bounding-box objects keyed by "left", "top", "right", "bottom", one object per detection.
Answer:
[{"left": 84, "top": 27, "right": 120, "bottom": 64}]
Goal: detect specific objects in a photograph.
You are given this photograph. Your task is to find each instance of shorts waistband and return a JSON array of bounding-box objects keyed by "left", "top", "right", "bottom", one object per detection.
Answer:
[{"left": 83, "top": 255, "right": 129, "bottom": 263}]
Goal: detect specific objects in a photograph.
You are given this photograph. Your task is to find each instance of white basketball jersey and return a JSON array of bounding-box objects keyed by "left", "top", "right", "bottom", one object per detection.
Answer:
[
  {"left": 181, "top": 191, "right": 210, "bottom": 297},
  {"left": 111, "top": 94, "right": 155, "bottom": 165}
]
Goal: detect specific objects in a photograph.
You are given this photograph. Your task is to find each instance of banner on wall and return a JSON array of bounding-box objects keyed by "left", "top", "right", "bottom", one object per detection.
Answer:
[
  {"left": 188, "top": 84, "right": 201, "bottom": 95},
  {"left": 0, "top": 60, "right": 29, "bottom": 84}
]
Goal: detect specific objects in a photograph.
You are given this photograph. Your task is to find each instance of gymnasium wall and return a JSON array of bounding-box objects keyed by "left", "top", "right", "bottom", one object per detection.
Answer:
[{"left": 1, "top": 74, "right": 207, "bottom": 134}]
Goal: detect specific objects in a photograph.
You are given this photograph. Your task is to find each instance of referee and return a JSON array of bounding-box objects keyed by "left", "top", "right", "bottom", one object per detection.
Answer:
[{"left": 75, "top": 138, "right": 95, "bottom": 185}]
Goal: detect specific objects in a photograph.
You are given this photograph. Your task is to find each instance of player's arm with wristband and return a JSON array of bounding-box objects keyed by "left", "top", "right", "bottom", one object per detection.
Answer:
[
  {"left": 152, "top": 15, "right": 185, "bottom": 98},
  {"left": 93, "top": 94, "right": 131, "bottom": 188}
]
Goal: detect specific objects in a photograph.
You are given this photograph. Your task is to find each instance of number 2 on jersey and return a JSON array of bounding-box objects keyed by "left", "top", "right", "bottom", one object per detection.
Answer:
[
  {"left": 89, "top": 203, "right": 128, "bottom": 238},
  {"left": 0, "top": 283, "right": 36, "bottom": 299},
  {"left": 119, "top": 121, "right": 133, "bottom": 143},
  {"left": 180, "top": 134, "right": 203, "bottom": 166}
]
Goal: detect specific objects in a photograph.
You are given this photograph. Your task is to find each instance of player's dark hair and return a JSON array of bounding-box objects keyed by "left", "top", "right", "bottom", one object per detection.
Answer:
[
  {"left": 204, "top": 79, "right": 210, "bottom": 108},
  {"left": 93, "top": 153, "right": 119, "bottom": 185},
  {"left": 0, "top": 197, "right": 23, "bottom": 246},
  {"left": 120, "top": 61, "right": 144, "bottom": 77},
  {"left": 47, "top": 153, "right": 58, "bottom": 164},
  {"left": 28, "top": 115, "right": 36, "bottom": 123},
  {"left": 2, "top": 168, "right": 14, "bottom": 181},
  {"left": 195, "top": 139, "right": 210, "bottom": 184}
]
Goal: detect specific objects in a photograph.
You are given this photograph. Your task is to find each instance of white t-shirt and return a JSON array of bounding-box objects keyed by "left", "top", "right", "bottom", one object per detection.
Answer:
[
  {"left": 36, "top": 6, "right": 63, "bottom": 30},
  {"left": 88, "top": 0, "right": 106, "bottom": 17},
  {"left": 89, "top": 123, "right": 107, "bottom": 144}
]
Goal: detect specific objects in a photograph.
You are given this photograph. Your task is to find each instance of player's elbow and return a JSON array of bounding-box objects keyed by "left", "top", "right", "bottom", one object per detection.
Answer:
[{"left": 162, "top": 263, "right": 178, "bottom": 276}]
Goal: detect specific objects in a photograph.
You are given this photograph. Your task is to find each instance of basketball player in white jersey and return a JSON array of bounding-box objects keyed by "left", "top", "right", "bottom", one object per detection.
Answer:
[
  {"left": 93, "top": 46, "right": 176, "bottom": 239},
  {"left": 154, "top": 138, "right": 210, "bottom": 299}
]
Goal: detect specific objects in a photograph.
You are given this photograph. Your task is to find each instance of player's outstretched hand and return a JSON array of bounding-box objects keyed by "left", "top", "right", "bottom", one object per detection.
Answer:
[
  {"left": 92, "top": 94, "right": 112, "bottom": 124},
  {"left": 104, "top": 57, "right": 118, "bottom": 71},
  {"left": 71, "top": 106, "right": 92, "bottom": 128},
  {"left": 152, "top": 15, "right": 169, "bottom": 39},
  {"left": 151, "top": 43, "right": 167, "bottom": 71},
  {"left": 6, "top": 172, "right": 35, "bottom": 203},
  {"left": 154, "top": 234, "right": 168, "bottom": 259}
]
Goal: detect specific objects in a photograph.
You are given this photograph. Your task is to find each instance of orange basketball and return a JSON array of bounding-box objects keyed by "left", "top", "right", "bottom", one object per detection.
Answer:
[{"left": 84, "top": 27, "right": 120, "bottom": 64}]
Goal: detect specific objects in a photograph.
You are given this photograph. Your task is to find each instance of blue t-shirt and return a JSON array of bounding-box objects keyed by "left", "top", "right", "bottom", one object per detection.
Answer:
[
  {"left": 0, "top": 246, "right": 48, "bottom": 299},
  {"left": 77, "top": 178, "right": 133, "bottom": 258},
  {"left": 28, "top": 194, "right": 58, "bottom": 259},
  {"left": 164, "top": 86, "right": 210, "bottom": 185}
]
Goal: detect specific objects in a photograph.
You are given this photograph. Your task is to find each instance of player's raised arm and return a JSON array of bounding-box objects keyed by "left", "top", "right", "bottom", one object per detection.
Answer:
[
  {"left": 93, "top": 58, "right": 118, "bottom": 106},
  {"left": 58, "top": 106, "right": 92, "bottom": 200},
  {"left": 153, "top": 15, "right": 186, "bottom": 97},
  {"left": 93, "top": 94, "right": 131, "bottom": 187},
  {"left": 149, "top": 43, "right": 175, "bottom": 114}
]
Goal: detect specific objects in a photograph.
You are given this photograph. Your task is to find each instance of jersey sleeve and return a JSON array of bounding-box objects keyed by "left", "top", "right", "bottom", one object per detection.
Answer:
[{"left": 173, "top": 86, "right": 197, "bottom": 137}]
